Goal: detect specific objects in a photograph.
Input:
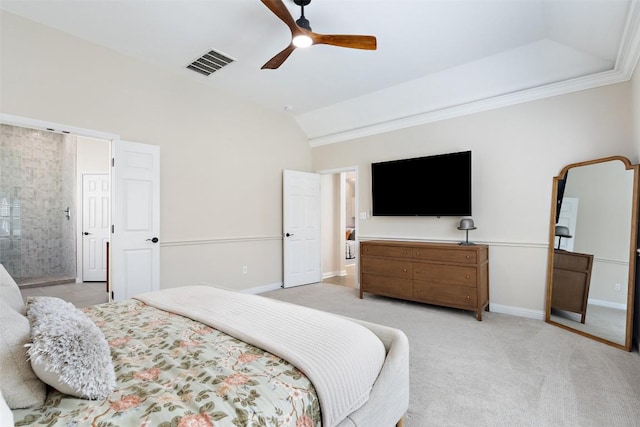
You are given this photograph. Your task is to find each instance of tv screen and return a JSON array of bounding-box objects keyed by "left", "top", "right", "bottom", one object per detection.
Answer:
[{"left": 371, "top": 150, "right": 472, "bottom": 216}]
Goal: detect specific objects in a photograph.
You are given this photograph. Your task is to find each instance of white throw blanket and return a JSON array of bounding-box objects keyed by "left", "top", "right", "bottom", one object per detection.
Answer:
[{"left": 134, "top": 285, "right": 386, "bottom": 427}]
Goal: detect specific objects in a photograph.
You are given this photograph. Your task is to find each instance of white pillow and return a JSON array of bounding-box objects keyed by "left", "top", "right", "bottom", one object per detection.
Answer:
[
  {"left": 0, "top": 300, "right": 47, "bottom": 409},
  {"left": 0, "top": 263, "right": 25, "bottom": 314},
  {"left": 0, "top": 390, "right": 14, "bottom": 427},
  {"left": 26, "top": 297, "right": 116, "bottom": 400}
]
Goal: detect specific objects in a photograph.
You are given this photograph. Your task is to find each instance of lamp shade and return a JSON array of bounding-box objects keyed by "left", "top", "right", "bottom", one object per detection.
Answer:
[
  {"left": 457, "top": 218, "right": 476, "bottom": 231},
  {"left": 555, "top": 225, "right": 572, "bottom": 238}
]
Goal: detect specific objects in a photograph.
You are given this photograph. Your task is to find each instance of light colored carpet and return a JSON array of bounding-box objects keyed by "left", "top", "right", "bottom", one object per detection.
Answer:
[{"left": 261, "top": 283, "right": 640, "bottom": 427}]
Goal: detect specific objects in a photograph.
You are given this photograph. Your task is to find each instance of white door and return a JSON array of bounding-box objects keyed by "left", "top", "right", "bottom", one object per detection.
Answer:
[
  {"left": 111, "top": 140, "right": 160, "bottom": 301},
  {"left": 82, "top": 174, "right": 110, "bottom": 281},
  {"left": 283, "top": 170, "right": 321, "bottom": 288},
  {"left": 556, "top": 197, "right": 579, "bottom": 251}
]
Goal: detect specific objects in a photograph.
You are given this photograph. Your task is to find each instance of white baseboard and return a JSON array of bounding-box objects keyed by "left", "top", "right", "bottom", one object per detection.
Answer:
[
  {"left": 588, "top": 298, "right": 626, "bottom": 310},
  {"left": 197, "top": 282, "right": 282, "bottom": 295},
  {"left": 243, "top": 282, "right": 283, "bottom": 294},
  {"left": 323, "top": 270, "right": 348, "bottom": 278},
  {"left": 489, "top": 303, "right": 545, "bottom": 320}
]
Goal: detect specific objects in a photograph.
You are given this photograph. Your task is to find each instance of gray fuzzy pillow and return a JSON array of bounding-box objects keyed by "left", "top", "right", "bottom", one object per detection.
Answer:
[{"left": 26, "top": 297, "right": 116, "bottom": 400}]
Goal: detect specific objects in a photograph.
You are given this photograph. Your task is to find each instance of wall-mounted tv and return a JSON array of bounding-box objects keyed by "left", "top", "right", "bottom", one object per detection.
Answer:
[{"left": 371, "top": 150, "right": 472, "bottom": 216}]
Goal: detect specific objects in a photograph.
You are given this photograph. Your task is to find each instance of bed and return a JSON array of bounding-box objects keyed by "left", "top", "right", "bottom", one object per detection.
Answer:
[
  {"left": 346, "top": 228, "right": 356, "bottom": 259},
  {"left": 0, "top": 265, "right": 409, "bottom": 427}
]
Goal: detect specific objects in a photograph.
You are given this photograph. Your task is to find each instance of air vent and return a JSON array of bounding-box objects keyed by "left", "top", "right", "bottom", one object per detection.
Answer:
[{"left": 187, "top": 49, "right": 235, "bottom": 76}]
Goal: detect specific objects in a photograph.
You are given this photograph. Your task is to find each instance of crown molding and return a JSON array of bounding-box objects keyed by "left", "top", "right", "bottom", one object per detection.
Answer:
[
  {"left": 308, "top": 68, "right": 631, "bottom": 148},
  {"left": 309, "top": 2, "right": 640, "bottom": 148},
  {"left": 616, "top": 0, "right": 640, "bottom": 78}
]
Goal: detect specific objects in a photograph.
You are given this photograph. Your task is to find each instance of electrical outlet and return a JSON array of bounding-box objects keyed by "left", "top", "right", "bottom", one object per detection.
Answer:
[
  {"left": 242, "top": 266, "right": 248, "bottom": 275},
  {"left": 614, "top": 283, "right": 621, "bottom": 291}
]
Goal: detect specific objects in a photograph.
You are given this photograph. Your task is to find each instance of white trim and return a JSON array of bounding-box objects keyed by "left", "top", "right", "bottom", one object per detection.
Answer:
[
  {"left": 0, "top": 113, "right": 119, "bottom": 141},
  {"left": 242, "top": 282, "right": 283, "bottom": 295},
  {"left": 490, "top": 303, "right": 545, "bottom": 320},
  {"left": 322, "top": 270, "right": 343, "bottom": 279},
  {"left": 197, "top": 281, "right": 283, "bottom": 295},
  {"left": 616, "top": 0, "right": 640, "bottom": 78},
  {"left": 307, "top": 69, "right": 631, "bottom": 147},
  {"left": 588, "top": 298, "right": 627, "bottom": 311},
  {"left": 161, "top": 235, "right": 282, "bottom": 247},
  {"left": 593, "top": 257, "right": 629, "bottom": 267}
]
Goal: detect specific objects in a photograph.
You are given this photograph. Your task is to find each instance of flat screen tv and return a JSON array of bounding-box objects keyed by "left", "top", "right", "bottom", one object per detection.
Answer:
[{"left": 371, "top": 150, "right": 472, "bottom": 216}]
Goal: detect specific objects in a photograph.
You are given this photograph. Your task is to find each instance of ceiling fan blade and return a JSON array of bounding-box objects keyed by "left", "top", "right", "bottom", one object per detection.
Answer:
[
  {"left": 260, "top": 0, "right": 301, "bottom": 35},
  {"left": 261, "top": 44, "right": 297, "bottom": 69},
  {"left": 312, "top": 34, "right": 377, "bottom": 50}
]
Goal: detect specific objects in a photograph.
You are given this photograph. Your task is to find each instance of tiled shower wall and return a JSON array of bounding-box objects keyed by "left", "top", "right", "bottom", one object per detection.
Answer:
[{"left": 0, "top": 124, "right": 77, "bottom": 284}]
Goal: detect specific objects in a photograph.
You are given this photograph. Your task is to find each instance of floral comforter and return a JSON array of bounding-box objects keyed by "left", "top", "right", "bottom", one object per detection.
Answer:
[{"left": 12, "top": 300, "right": 321, "bottom": 427}]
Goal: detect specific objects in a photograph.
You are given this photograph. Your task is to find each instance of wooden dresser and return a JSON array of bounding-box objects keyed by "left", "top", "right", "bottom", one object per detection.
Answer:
[
  {"left": 360, "top": 240, "right": 490, "bottom": 320},
  {"left": 551, "top": 249, "right": 593, "bottom": 324}
]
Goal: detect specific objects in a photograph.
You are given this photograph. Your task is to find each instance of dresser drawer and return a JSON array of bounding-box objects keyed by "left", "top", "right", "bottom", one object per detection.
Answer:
[
  {"left": 413, "top": 281, "right": 477, "bottom": 308},
  {"left": 412, "top": 248, "right": 477, "bottom": 264},
  {"left": 361, "top": 274, "right": 413, "bottom": 299},
  {"left": 361, "top": 244, "right": 413, "bottom": 259},
  {"left": 413, "top": 264, "right": 477, "bottom": 287},
  {"left": 554, "top": 251, "right": 592, "bottom": 271},
  {"left": 361, "top": 258, "right": 412, "bottom": 279}
]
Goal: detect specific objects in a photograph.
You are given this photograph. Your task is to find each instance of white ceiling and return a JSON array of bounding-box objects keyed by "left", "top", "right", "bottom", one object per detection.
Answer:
[{"left": 2, "top": 0, "right": 639, "bottom": 145}]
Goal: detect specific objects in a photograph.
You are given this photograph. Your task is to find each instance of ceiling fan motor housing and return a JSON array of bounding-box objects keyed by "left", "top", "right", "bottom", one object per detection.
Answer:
[{"left": 296, "top": 16, "right": 311, "bottom": 31}]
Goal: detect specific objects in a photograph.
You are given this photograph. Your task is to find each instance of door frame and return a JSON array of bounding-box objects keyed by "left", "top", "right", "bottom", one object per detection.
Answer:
[
  {"left": 1, "top": 113, "right": 120, "bottom": 285},
  {"left": 318, "top": 166, "right": 360, "bottom": 289}
]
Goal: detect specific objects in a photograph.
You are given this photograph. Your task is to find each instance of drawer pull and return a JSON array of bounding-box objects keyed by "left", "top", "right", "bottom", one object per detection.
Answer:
[
  {"left": 466, "top": 275, "right": 470, "bottom": 279},
  {"left": 416, "top": 252, "right": 420, "bottom": 256},
  {"left": 466, "top": 255, "right": 470, "bottom": 259},
  {"left": 466, "top": 295, "right": 470, "bottom": 299},
  {"left": 402, "top": 268, "right": 407, "bottom": 272}
]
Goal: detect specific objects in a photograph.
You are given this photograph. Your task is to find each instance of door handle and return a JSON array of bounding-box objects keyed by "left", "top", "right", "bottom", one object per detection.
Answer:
[
  {"left": 146, "top": 237, "right": 159, "bottom": 243},
  {"left": 285, "top": 233, "right": 294, "bottom": 237},
  {"left": 83, "top": 232, "right": 91, "bottom": 235}
]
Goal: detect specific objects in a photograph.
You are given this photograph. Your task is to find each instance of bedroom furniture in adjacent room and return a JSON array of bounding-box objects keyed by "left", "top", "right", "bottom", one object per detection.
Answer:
[
  {"left": 551, "top": 249, "right": 593, "bottom": 324},
  {"left": 360, "top": 240, "right": 489, "bottom": 320},
  {"left": 346, "top": 228, "right": 356, "bottom": 259},
  {"left": 545, "top": 155, "right": 639, "bottom": 351}
]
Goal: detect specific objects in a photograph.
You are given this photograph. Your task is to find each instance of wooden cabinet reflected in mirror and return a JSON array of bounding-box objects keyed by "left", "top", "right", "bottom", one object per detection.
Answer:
[{"left": 545, "top": 156, "right": 639, "bottom": 351}]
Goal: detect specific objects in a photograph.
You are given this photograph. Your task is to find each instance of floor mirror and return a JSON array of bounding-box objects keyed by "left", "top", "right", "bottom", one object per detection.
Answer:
[{"left": 545, "top": 155, "right": 639, "bottom": 351}]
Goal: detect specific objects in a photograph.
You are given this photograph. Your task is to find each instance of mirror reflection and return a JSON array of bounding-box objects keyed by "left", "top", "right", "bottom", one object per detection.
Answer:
[{"left": 547, "top": 157, "right": 637, "bottom": 349}]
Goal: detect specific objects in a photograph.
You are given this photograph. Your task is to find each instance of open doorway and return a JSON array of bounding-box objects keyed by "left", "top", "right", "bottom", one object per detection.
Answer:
[
  {"left": 320, "top": 169, "right": 357, "bottom": 288},
  {"left": 0, "top": 124, "right": 110, "bottom": 291}
]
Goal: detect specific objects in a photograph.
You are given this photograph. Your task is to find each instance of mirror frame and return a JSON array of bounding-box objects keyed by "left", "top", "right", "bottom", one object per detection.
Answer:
[{"left": 545, "top": 155, "right": 639, "bottom": 351}]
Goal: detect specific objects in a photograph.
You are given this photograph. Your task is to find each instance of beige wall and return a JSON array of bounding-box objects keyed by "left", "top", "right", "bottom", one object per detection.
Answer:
[
  {"left": 77, "top": 136, "right": 110, "bottom": 174},
  {"left": 312, "top": 82, "right": 635, "bottom": 316},
  {"left": 0, "top": 11, "right": 311, "bottom": 291}
]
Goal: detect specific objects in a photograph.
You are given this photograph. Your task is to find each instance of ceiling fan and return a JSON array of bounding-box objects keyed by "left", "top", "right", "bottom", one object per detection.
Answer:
[{"left": 259, "top": 0, "right": 377, "bottom": 69}]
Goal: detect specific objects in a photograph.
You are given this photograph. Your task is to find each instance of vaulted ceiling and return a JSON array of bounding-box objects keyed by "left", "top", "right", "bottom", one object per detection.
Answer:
[{"left": 2, "top": 0, "right": 639, "bottom": 145}]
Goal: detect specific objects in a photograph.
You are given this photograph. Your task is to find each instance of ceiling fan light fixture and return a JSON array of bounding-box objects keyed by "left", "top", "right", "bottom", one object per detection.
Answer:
[{"left": 292, "top": 34, "right": 313, "bottom": 48}]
